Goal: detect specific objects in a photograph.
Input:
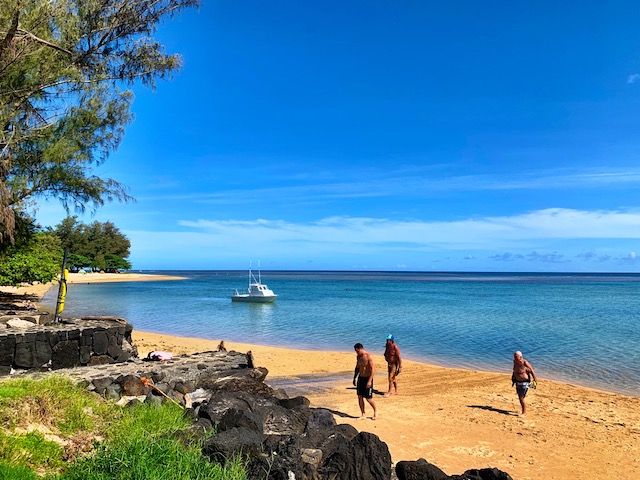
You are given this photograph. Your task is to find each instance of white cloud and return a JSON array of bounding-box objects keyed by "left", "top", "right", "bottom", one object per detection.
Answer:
[
  {"left": 122, "top": 207, "right": 640, "bottom": 269},
  {"left": 176, "top": 208, "right": 640, "bottom": 250},
  {"left": 628, "top": 74, "right": 640, "bottom": 84}
]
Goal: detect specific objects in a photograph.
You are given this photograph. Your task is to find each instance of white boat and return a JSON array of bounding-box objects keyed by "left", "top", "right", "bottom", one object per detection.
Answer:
[{"left": 231, "top": 261, "right": 278, "bottom": 303}]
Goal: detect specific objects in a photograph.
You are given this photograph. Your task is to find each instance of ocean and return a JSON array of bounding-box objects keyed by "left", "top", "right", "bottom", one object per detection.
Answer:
[{"left": 41, "top": 271, "right": 640, "bottom": 397}]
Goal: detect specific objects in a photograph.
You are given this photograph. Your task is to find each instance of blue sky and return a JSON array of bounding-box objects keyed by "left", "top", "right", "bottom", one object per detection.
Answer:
[{"left": 37, "top": 1, "right": 640, "bottom": 272}]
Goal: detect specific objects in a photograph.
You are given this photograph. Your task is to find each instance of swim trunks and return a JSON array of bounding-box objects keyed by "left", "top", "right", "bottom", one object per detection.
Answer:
[
  {"left": 388, "top": 363, "right": 400, "bottom": 382},
  {"left": 515, "top": 381, "right": 530, "bottom": 397},
  {"left": 357, "top": 376, "right": 374, "bottom": 399}
]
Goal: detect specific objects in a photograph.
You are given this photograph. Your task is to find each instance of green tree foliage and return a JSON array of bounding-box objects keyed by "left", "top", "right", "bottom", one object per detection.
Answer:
[
  {"left": 0, "top": 231, "right": 62, "bottom": 286},
  {"left": 53, "top": 216, "right": 131, "bottom": 272},
  {"left": 0, "top": 0, "right": 199, "bottom": 244}
]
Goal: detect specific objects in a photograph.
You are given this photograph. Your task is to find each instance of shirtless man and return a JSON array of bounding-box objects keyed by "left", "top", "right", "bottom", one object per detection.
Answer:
[
  {"left": 383, "top": 334, "right": 402, "bottom": 397},
  {"left": 353, "top": 343, "right": 378, "bottom": 420},
  {"left": 512, "top": 350, "right": 538, "bottom": 417}
]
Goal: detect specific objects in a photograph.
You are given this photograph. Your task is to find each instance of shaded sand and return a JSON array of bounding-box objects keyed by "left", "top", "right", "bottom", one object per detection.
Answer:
[
  {"left": 133, "top": 331, "right": 640, "bottom": 480},
  {"left": 0, "top": 282, "right": 54, "bottom": 302}
]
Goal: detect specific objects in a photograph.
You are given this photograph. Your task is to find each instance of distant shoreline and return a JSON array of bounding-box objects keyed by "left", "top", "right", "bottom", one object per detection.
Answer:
[
  {"left": 66, "top": 272, "right": 187, "bottom": 284},
  {"left": 0, "top": 272, "right": 186, "bottom": 300}
]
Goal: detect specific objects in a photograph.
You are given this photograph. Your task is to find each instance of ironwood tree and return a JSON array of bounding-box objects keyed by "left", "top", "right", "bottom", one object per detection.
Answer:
[{"left": 0, "top": 0, "right": 199, "bottom": 245}]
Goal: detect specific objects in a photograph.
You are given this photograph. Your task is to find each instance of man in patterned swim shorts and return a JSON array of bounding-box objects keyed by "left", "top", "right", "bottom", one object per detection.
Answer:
[
  {"left": 353, "top": 343, "right": 378, "bottom": 420},
  {"left": 512, "top": 350, "right": 538, "bottom": 417}
]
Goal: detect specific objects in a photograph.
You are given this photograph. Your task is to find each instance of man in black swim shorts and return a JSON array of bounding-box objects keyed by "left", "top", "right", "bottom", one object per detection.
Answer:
[{"left": 353, "top": 343, "right": 378, "bottom": 420}]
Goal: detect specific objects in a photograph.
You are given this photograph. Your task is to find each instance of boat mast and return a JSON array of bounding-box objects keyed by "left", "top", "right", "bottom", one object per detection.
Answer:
[{"left": 258, "top": 259, "right": 262, "bottom": 284}]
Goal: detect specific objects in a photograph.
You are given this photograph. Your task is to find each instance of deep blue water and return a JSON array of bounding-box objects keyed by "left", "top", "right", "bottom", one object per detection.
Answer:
[{"left": 41, "top": 271, "right": 640, "bottom": 396}]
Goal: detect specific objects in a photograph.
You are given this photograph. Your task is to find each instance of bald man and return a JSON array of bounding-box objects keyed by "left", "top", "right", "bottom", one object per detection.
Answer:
[{"left": 512, "top": 350, "right": 538, "bottom": 417}]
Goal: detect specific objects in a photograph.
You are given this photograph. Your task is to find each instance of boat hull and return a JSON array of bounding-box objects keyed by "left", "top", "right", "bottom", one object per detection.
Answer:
[{"left": 231, "top": 294, "right": 277, "bottom": 303}]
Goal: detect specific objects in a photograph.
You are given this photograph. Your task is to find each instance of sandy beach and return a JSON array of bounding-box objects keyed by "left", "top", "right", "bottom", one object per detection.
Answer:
[
  {"left": 66, "top": 272, "right": 187, "bottom": 284},
  {"left": 2, "top": 274, "right": 639, "bottom": 479},
  {"left": 132, "top": 331, "right": 640, "bottom": 480}
]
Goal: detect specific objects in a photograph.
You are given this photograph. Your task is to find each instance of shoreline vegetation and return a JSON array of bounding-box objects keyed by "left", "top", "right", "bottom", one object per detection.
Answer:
[{"left": 1, "top": 273, "right": 639, "bottom": 479}]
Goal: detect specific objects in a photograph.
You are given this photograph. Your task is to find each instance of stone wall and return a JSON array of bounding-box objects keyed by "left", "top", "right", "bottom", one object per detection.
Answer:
[{"left": 0, "top": 316, "right": 137, "bottom": 375}]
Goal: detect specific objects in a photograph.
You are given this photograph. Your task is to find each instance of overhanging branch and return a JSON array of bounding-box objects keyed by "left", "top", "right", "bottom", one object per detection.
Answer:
[{"left": 16, "top": 29, "right": 73, "bottom": 56}]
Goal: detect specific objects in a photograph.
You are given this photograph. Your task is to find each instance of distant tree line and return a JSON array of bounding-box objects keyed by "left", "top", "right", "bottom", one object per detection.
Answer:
[
  {"left": 52, "top": 216, "right": 132, "bottom": 273},
  {"left": 0, "top": 217, "right": 131, "bottom": 286}
]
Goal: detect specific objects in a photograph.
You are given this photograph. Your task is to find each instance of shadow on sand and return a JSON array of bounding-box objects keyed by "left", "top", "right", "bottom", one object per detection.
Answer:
[
  {"left": 468, "top": 405, "right": 518, "bottom": 416},
  {"left": 324, "top": 408, "right": 360, "bottom": 419}
]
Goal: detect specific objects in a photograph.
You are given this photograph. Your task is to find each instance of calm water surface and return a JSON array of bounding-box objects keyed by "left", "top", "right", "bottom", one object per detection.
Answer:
[{"left": 42, "top": 271, "right": 640, "bottom": 396}]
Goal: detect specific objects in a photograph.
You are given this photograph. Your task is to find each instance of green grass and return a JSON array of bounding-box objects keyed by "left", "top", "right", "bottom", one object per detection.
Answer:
[
  {"left": 0, "top": 376, "right": 247, "bottom": 479},
  {"left": 0, "top": 461, "right": 40, "bottom": 480},
  {"left": 0, "top": 431, "right": 65, "bottom": 471},
  {"left": 0, "top": 376, "right": 115, "bottom": 433}
]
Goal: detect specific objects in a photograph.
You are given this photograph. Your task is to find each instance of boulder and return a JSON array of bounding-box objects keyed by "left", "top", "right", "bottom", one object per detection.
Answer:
[
  {"left": 87, "top": 355, "right": 113, "bottom": 366},
  {"left": 450, "top": 468, "right": 513, "bottom": 480},
  {"left": 197, "top": 367, "right": 272, "bottom": 395},
  {"left": 247, "top": 434, "right": 304, "bottom": 480},
  {"left": 198, "top": 391, "right": 268, "bottom": 425},
  {"left": 6, "top": 319, "right": 36, "bottom": 329},
  {"left": 259, "top": 402, "right": 311, "bottom": 436},
  {"left": 120, "top": 375, "right": 149, "bottom": 396},
  {"left": 320, "top": 431, "right": 392, "bottom": 480},
  {"left": 396, "top": 458, "right": 449, "bottom": 480},
  {"left": 202, "top": 426, "right": 266, "bottom": 465},
  {"left": 278, "top": 395, "right": 311, "bottom": 409},
  {"left": 305, "top": 408, "right": 336, "bottom": 433},
  {"left": 305, "top": 423, "right": 359, "bottom": 458},
  {"left": 218, "top": 407, "right": 263, "bottom": 433}
]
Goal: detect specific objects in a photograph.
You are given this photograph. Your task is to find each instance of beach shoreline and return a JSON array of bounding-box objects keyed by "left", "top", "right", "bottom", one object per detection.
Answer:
[{"left": 2, "top": 273, "right": 639, "bottom": 478}]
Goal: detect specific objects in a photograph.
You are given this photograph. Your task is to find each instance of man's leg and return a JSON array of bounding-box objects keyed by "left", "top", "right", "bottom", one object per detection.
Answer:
[
  {"left": 358, "top": 396, "right": 366, "bottom": 419},
  {"left": 518, "top": 394, "right": 527, "bottom": 416},
  {"left": 385, "top": 364, "right": 396, "bottom": 397},
  {"left": 384, "top": 364, "right": 393, "bottom": 396},
  {"left": 367, "top": 398, "right": 378, "bottom": 420}
]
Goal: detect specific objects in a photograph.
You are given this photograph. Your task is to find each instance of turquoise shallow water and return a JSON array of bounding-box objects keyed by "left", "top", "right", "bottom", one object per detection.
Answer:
[{"left": 42, "top": 271, "right": 640, "bottom": 396}]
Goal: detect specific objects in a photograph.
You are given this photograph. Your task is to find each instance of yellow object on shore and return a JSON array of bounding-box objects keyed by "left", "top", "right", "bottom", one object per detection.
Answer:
[{"left": 57, "top": 268, "right": 68, "bottom": 314}]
